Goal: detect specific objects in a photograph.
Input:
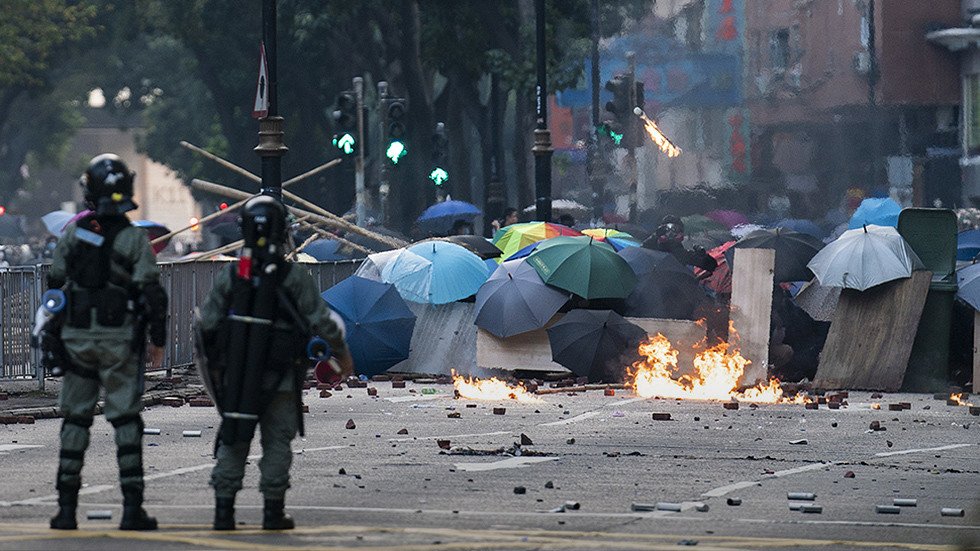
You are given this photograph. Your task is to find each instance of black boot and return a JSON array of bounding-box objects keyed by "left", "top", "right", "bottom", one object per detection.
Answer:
[
  {"left": 49, "top": 489, "right": 78, "bottom": 530},
  {"left": 119, "top": 490, "right": 157, "bottom": 531},
  {"left": 262, "top": 499, "right": 294, "bottom": 530},
  {"left": 213, "top": 496, "right": 235, "bottom": 531}
]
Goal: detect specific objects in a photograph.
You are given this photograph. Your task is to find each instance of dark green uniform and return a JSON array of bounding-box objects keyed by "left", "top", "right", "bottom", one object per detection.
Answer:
[
  {"left": 47, "top": 218, "right": 162, "bottom": 515},
  {"left": 199, "top": 263, "right": 347, "bottom": 501}
]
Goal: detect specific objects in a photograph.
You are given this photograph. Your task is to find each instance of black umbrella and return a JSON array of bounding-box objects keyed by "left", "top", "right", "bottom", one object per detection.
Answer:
[
  {"left": 731, "top": 228, "right": 824, "bottom": 283},
  {"left": 547, "top": 309, "right": 647, "bottom": 383},
  {"left": 619, "top": 249, "right": 707, "bottom": 319},
  {"left": 446, "top": 235, "right": 501, "bottom": 260}
]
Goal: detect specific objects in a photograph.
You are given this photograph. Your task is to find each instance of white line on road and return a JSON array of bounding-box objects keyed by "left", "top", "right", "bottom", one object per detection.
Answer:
[
  {"left": 388, "top": 431, "right": 509, "bottom": 442},
  {"left": 385, "top": 394, "right": 445, "bottom": 403},
  {"left": 0, "top": 444, "right": 43, "bottom": 453},
  {"left": 537, "top": 396, "right": 647, "bottom": 427},
  {"left": 454, "top": 456, "right": 559, "bottom": 472},
  {"left": 701, "top": 462, "right": 837, "bottom": 498},
  {"left": 874, "top": 443, "right": 972, "bottom": 457}
]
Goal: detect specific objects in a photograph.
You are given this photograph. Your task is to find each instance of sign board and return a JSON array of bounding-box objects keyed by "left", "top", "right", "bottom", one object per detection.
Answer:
[{"left": 252, "top": 42, "right": 269, "bottom": 119}]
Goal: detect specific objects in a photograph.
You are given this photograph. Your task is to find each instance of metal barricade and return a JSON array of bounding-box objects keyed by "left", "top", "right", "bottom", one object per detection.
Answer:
[{"left": 0, "top": 259, "right": 363, "bottom": 388}]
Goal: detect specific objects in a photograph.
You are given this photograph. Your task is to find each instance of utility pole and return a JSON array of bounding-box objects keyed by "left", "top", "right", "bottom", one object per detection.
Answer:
[
  {"left": 867, "top": 0, "right": 880, "bottom": 191},
  {"left": 377, "top": 81, "right": 390, "bottom": 226},
  {"left": 255, "top": 0, "right": 287, "bottom": 198},
  {"left": 625, "top": 51, "right": 639, "bottom": 222},
  {"left": 532, "top": 0, "right": 553, "bottom": 223},
  {"left": 353, "top": 76, "right": 367, "bottom": 227},
  {"left": 588, "top": 0, "right": 603, "bottom": 225}
]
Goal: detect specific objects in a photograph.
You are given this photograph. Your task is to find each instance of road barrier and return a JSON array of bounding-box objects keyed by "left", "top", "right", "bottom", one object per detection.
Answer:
[{"left": 0, "top": 259, "right": 361, "bottom": 389}]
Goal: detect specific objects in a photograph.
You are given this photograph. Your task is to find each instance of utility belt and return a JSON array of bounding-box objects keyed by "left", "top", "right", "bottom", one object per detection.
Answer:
[{"left": 66, "top": 287, "right": 133, "bottom": 329}]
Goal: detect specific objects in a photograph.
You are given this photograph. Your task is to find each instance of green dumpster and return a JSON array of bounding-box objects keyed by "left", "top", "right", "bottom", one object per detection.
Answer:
[{"left": 897, "top": 208, "right": 958, "bottom": 392}]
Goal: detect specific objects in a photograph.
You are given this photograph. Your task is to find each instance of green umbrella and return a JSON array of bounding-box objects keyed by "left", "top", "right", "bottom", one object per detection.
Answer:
[
  {"left": 526, "top": 236, "right": 637, "bottom": 299},
  {"left": 681, "top": 214, "right": 727, "bottom": 234}
]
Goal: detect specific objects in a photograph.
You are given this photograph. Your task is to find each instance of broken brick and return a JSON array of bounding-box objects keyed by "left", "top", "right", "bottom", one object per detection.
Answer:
[
  {"left": 513, "top": 486, "right": 527, "bottom": 495},
  {"left": 888, "top": 404, "right": 903, "bottom": 411},
  {"left": 465, "top": 403, "right": 477, "bottom": 408},
  {"left": 345, "top": 419, "right": 356, "bottom": 430},
  {"left": 844, "top": 471, "right": 855, "bottom": 478},
  {"left": 493, "top": 407, "right": 506, "bottom": 415},
  {"left": 17, "top": 416, "right": 34, "bottom": 424},
  {"left": 301, "top": 404, "right": 309, "bottom": 413},
  {"left": 371, "top": 374, "right": 391, "bottom": 382},
  {"left": 320, "top": 390, "right": 332, "bottom": 398},
  {"left": 722, "top": 402, "right": 739, "bottom": 410},
  {"left": 827, "top": 402, "right": 840, "bottom": 410},
  {"left": 447, "top": 412, "right": 461, "bottom": 419},
  {"left": 520, "top": 433, "right": 534, "bottom": 446},
  {"left": 970, "top": 406, "right": 980, "bottom": 416},
  {"left": 651, "top": 413, "right": 671, "bottom": 421},
  {"left": 397, "top": 428, "right": 408, "bottom": 435},
  {"left": 161, "top": 397, "right": 184, "bottom": 408},
  {"left": 367, "top": 387, "right": 378, "bottom": 396},
  {"left": 437, "top": 439, "right": 451, "bottom": 450},
  {"left": 871, "top": 392, "right": 883, "bottom": 399},
  {"left": 391, "top": 381, "right": 406, "bottom": 389},
  {"left": 869, "top": 421, "right": 882, "bottom": 431},
  {"left": 189, "top": 398, "right": 213, "bottom": 407},
  {"left": 0, "top": 393, "right": 8, "bottom": 400},
  {"left": 604, "top": 388, "right": 615, "bottom": 396},
  {"left": 317, "top": 383, "right": 332, "bottom": 390}
]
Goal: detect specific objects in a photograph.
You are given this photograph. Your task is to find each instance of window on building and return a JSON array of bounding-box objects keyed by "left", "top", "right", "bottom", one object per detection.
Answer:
[
  {"left": 966, "top": 75, "right": 980, "bottom": 154},
  {"left": 684, "top": 0, "right": 704, "bottom": 52},
  {"left": 770, "top": 29, "right": 790, "bottom": 75}
]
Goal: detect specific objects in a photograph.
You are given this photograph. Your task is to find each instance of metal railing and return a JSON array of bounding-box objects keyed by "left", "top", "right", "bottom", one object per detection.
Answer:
[{"left": 0, "top": 259, "right": 362, "bottom": 388}]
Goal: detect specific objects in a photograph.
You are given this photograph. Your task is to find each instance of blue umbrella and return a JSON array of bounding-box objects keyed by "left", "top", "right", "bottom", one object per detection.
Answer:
[
  {"left": 506, "top": 241, "right": 542, "bottom": 261},
  {"left": 774, "top": 218, "right": 825, "bottom": 239},
  {"left": 383, "top": 241, "right": 489, "bottom": 304},
  {"left": 957, "top": 229, "right": 980, "bottom": 262},
  {"left": 321, "top": 276, "right": 416, "bottom": 376},
  {"left": 303, "top": 238, "right": 349, "bottom": 261},
  {"left": 605, "top": 236, "right": 640, "bottom": 251},
  {"left": 416, "top": 200, "right": 481, "bottom": 235},
  {"left": 957, "top": 263, "right": 980, "bottom": 311},
  {"left": 848, "top": 198, "right": 902, "bottom": 229}
]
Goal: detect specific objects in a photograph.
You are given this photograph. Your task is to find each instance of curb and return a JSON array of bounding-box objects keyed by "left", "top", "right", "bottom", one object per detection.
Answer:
[{"left": 0, "top": 386, "right": 206, "bottom": 421}]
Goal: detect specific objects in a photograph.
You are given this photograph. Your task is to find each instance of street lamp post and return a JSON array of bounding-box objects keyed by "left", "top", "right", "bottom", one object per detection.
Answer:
[
  {"left": 255, "top": 0, "right": 287, "bottom": 198},
  {"left": 532, "top": 0, "right": 553, "bottom": 223}
]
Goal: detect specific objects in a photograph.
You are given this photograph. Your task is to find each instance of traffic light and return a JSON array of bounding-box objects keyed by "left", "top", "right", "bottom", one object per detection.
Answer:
[
  {"left": 384, "top": 98, "right": 408, "bottom": 164},
  {"left": 603, "top": 74, "right": 640, "bottom": 149},
  {"left": 331, "top": 91, "right": 357, "bottom": 156},
  {"left": 429, "top": 122, "right": 449, "bottom": 187}
]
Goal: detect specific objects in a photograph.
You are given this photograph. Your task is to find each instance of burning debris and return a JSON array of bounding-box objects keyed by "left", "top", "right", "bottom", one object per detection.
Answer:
[
  {"left": 628, "top": 333, "right": 804, "bottom": 404},
  {"left": 452, "top": 370, "right": 542, "bottom": 403},
  {"left": 947, "top": 393, "right": 973, "bottom": 406},
  {"left": 634, "top": 108, "right": 681, "bottom": 158}
]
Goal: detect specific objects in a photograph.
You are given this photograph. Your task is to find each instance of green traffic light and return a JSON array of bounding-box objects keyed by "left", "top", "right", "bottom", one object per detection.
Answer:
[
  {"left": 386, "top": 140, "right": 407, "bottom": 164},
  {"left": 429, "top": 167, "right": 449, "bottom": 186},
  {"left": 610, "top": 130, "right": 623, "bottom": 145},
  {"left": 333, "top": 133, "right": 356, "bottom": 155}
]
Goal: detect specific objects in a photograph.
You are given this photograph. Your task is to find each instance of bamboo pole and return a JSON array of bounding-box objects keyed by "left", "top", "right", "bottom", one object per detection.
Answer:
[
  {"left": 285, "top": 232, "right": 320, "bottom": 261},
  {"left": 186, "top": 239, "right": 242, "bottom": 262},
  {"left": 297, "top": 220, "right": 373, "bottom": 256},
  {"left": 180, "top": 141, "right": 406, "bottom": 249}
]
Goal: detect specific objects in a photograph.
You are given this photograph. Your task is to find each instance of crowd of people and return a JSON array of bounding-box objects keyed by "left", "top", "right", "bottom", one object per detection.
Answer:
[{"left": 0, "top": 236, "right": 58, "bottom": 267}]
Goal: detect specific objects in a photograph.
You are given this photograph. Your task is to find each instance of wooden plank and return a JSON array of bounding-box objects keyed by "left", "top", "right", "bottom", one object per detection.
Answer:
[
  {"left": 974, "top": 310, "right": 980, "bottom": 394},
  {"left": 626, "top": 317, "right": 706, "bottom": 378},
  {"left": 477, "top": 314, "right": 568, "bottom": 373},
  {"left": 813, "top": 270, "right": 931, "bottom": 391},
  {"left": 729, "top": 248, "right": 775, "bottom": 386}
]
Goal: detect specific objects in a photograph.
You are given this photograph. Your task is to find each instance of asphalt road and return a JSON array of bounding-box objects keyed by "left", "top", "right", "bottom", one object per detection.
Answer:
[{"left": 0, "top": 383, "right": 977, "bottom": 550}]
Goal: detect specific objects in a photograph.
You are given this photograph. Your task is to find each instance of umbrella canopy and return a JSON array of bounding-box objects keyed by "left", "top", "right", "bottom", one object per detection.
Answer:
[
  {"left": 618, "top": 249, "right": 706, "bottom": 319},
  {"left": 354, "top": 249, "right": 405, "bottom": 281},
  {"left": 957, "top": 263, "right": 980, "bottom": 310},
  {"left": 526, "top": 236, "right": 637, "bottom": 299},
  {"left": 773, "top": 218, "right": 825, "bottom": 239},
  {"left": 522, "top": 198, "right": 590, "bottom": 217},
  {"left": 303, "top": 238, "right": 349, "bottom": 261},
  {"left": 957, "top": 229, "right": 980, "bottom": 262},
  {"left": 205, "top": 211, "right": 241, "bottom": 240},
  {"left": 383, "top": 241, "right": 488, "bottom": 304},
  {"left": 547, "top": 309, "right": 646, "bottom": 382},
  {"left": 416, "top": 200, "right": 481, "bottom": 236},
  {"left": 848, "top": 197, "right": 902, "bottom": 229},
  {"left": 730, "top": 223, "right": 765, "bottom": 240},
  {"left": 792, "top": 279, "right": 841, "bottom": 322},
  {"left": 581, "top": 228, "right": 639, "bottom": 252},
  {"left": 807, "top": 225, "right": 924, "bottom": 291},
  {"left": 492, "top": 222, "right": 581, "bottom": 259},
  {"left": 446, "top": 235, "right": 501, "bottom": 260},
  {"left": 697, "top": 240, "right": 735, "bottom": 295},
  {"left": 505, "top": 240, "right": 543, "bottom": 262},
  {"left": 475, "top": 259, "right": 571, "bottom": 338},
  {"left": 681, "top": 214, "right": 727, "bottom": 234},
  {"left": 705, "top": 209, "right": 749, "bottom": 229},
  {"left": 731, "top": 228, "right": 824, "bottom": 283},
  {"left": 41, "top": 210, "right": 75, "bottom": 237},
  {"left": 132, "top": 220, "right": 171, "bottom": 255},
  {"left": 321, "top": 276, "right": 416, "bottom": 376}
]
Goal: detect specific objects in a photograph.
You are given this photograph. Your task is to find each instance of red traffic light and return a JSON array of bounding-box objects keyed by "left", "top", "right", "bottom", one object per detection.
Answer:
[{"left": 0, "top": 206, "right": 7, "bottom": 216}]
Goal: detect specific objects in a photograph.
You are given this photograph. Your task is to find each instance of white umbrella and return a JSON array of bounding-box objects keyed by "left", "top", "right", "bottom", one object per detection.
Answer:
[
  {"left": 806, "top": 225, "right": 923, "bottom": 291},
  {"left": 792, "top": 279, "right": 841, "bottom": 322},
  {"left": 523, "top": 199, "right": 590, "bottom": 216},
  {"left": 354, "top": 249, "right": 409, "bottom": 281},
  {"left": 41, "top": 210, "right": 75, "bottom": 236}
]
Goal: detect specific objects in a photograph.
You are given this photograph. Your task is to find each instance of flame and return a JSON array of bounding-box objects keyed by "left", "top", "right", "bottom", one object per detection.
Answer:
[
  {"left": 636, "top": 110, "right": 682, "bottom": 158},
  {"left": 628, "top": 334, "right": 798, "bottom": 404},
  {"left": 949, "top": 393, "right": 974, "bottom": 406},
  {"left": 452, "top": 370, "right": 542, "bottom": 403}
]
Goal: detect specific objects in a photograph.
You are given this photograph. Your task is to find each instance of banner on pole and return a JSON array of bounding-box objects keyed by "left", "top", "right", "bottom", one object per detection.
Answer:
[{"left": 252, "top": 42, "right": 269, "bottom": 119}]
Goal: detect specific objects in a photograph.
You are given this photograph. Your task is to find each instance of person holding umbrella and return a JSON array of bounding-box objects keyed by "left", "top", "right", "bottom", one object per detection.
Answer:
[{"left": 641, "top": 215, "right": 717, "bottom": 274}]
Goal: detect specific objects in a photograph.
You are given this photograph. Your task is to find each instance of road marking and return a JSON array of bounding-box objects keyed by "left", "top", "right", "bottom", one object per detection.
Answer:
[
  {"left": 454, "top": 456, "right": 559, "bottom": 472},
  {"left": 385, "top": 394, "right": 445, "bottom": 403},
  {"left": 388, "top": 431, "right": 509, "bottom": 442},
  {"left": 4, "top": 484, "right": 115, "bottom": 506},
  {"left": 0, "top": 444, "right": 42, "bottom": 453},
  {"left": 874, "top": 443, "right": 972, "bottom": 457},
  {"left": 538, "top": 411, "right": 601, "bottom": 426},
  {"left": 701, "top": 462, "right": 838, "bottom": 498}
]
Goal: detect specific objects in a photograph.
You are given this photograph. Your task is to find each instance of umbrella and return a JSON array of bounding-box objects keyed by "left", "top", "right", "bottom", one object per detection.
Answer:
[
  {"left": 383, "top": 241, "right": 488, "bottom": 304},
  {"left": 522, "top": 198, "right": 590, "bottom": 217},
  {"left": 505, "top": 241, "right": 543, "bottom": 262},
  {"left": 321, "top": 276, "right": 416, "bottom": 376},
  {"left": 618, "top": 248, "right": 706, "bottom": 319},
  {"left": 580, "top": 228, "right": 640, "bottom": 252},
  {"left": 475, "top": 259, "right": 571, "bottom": 338},
  {"left": 132, "top": 220, "right": 171, "bottom": 255},
  {"left": 774, "top": 218, "right": 825, "bottom": 239},
  {"left": 416, "top": 200, "right": 481, "bottom": 235},
  {"left": 792, "top": 279, "right": 841, "bottom": 322},
  {"left": 41, "top": 210, "right": 75, "bottom": 236},
  {"left": 848, "top": 197, "right": 902, "bottom": 229},
  {"left": 705, "top": 209, "right": 749, "bottom": 229},
  {"left": 205, "top": 211, "right": 241, "bottom": 240},
  {"left": 697, "top": 240, "right": 735, "bottom": 295},
  {"left": 730, "top": 223, "right": 765, "bottom": 240},
  {"left": 681, "top": 214, "right": 727, "bottom": 234},
  {"left": 956, "top": 263, "right": 980, "bottom": 310},
  {"left": 492, "top": 222, "right": 581, "bottom": 259},
  {"left": 731, "top": 228, "right": 824, "bottom": 283},
  {"left": 806, "top": 225, "right": 924, "bottom": 291},
  {"left": 526, "top": 236, "right": 636, "bottom": 299},
  {"left": 354, "top": 249, "right": 405, "bottom": 281},
  {"left": 302, "top": 238, "right": 349, "bottom": 261},
  {"left": 546, "top": 309, "right": 646, "bottom": 382},
  {"left": 957, "top": 229, "right": 980, "bottom": 261},
  {"left": 446, "top": 235, "right": 501, "bottom": 260}
]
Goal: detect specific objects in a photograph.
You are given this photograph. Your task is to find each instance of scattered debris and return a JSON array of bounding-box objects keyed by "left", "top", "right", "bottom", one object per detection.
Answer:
[
  {"left": 941, "top": 508, "right": 965, "bottom": 517},
  {"left": 465, "top": 404, "right": 477, "bottom": 408},
  {"left": 870, "top": 392, "right": 883, "bottom": 399},
  {"left": 566, "top": 438, "right": 576, "bottom": 445},
  {"left": 789, "top": 439, "right": 808, "bottom": 445},
  {"left": 182, "top": 430, "right": 202, "bottom": 437},
  {"left": 161, "top": 397, "right": 184, "bottom": 408},
  {"left": 397, "top": 428, "right": 408, "bottom": 435},
  {"left": 143, "top": 428, "right": 161, "bottom": 436},
  {"left": 391, "top": 381, "right": 406, "bottom": 389},
  {"left": 827, "top": 402, "right": 841, "bottom": 410},
  {"left": 86, "top": 510, "right": 112, "bottom": 520},
  {"left": 444, "top": 443, "right": 551, "bottom": 457},
  {"left": 726, "top": 498, "right": 741, "bottom": 506},
  {"left": 520, "top": 434, "right": 534, "bottom": 446},
  {"left": 437, "top": 440, "right": 451, "bottom": 450},
  {"left": 513, "top": 486, "right": 527, "bottom": 495},
  {"left": 893, "top": 499, "right": 917, "bottom": 507},
  {"left": 723, "top": 402, "right": 739, "bottom": 411},
  {"left": 869, "top": 421, "right": 884, "bottom": 431},
  {"left": 800, "top": 504, "right": 823, "bottom": 514},
  {"left": 604, "top": 388, "right": 616, "bottom": 396},
  {"left": 367, "top": 387, "right": 378, "bottom": 396},
  {"left": 447, "top": 412, "right": 461, "bottom": 419},
  {"left": 970, "top": 406, "right": 980, "bottom": 416},
  {"left": 694, "top": 503, "right": 709, "bottom": 512},
  {"left": 339, "top": 468, "right": 346, "bottom": 475},
  {"left": 320, "top": 390, "right": 332, "bottom": 398},
  {"left": 189, "top": 397, "right": 213, "bottom": 407},
  {"left": 651, "top": 413, "right": 672, "bottom": 421},
  {"left": 871, "top": 403, "right": 881, "bottom": 410},
  {"left": 804, "top": 402, "right": 819, "bottom": 410},
  {"left": 493, "top": 407, "right": 506, "bottom": 415},
  {"left": 676, "top": 539, "right": 698, "bottom": 546},
  {"left": 544, "top": 481, "right": 554, "bottom": 489},
  {"left": 345, "top": 419, "right": 356, "bottom": 430},
  {"left": 787, "top": 492, "right": 816, "bottom": 501},
  {"left": 876, "top": 505, "right": 901, "bottom": 514},
  {"left": 564, "top": 501, "right": 580, "bottom": 510},
  {"left": 844, "top": 471, "right": 855, "bottom": 478}
]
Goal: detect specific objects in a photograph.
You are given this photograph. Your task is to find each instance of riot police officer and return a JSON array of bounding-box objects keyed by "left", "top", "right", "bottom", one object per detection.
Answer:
[
  {"left": 47, "top": 154, "right": 168, "bottom": 531},
  {"left": 197, "top": 194, "right": 351, "bottom": 531}
]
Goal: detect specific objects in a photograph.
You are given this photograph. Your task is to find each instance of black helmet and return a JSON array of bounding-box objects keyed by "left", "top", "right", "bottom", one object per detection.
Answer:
[
  {"left": 240, "top": 194, "right": 287, "bottom": 261},
  {"left": 80, "top": 154, "right": 137, "bottom": 215}
]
